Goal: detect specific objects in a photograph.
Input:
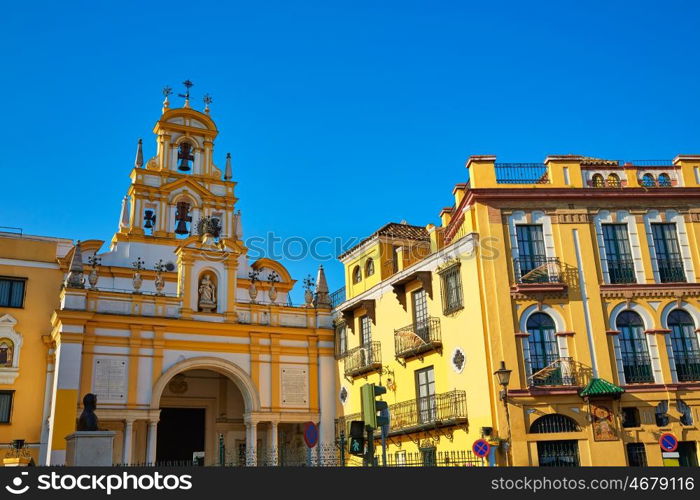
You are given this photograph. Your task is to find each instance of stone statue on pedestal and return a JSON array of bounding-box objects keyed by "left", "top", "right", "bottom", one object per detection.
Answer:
[{"left": 198, "top": 274, "right": 217, "bottom": 312}]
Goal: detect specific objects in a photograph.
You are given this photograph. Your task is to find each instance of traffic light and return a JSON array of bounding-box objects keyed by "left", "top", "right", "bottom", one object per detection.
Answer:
[
  {"left": 348, "top": 420, "right": 365, "bottom": 456},
  {"left": 360, "top": 383, "right": 389, "bottom": 429}
]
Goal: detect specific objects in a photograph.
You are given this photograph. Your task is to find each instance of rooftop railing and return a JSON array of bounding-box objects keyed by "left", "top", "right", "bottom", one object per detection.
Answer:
[{"left": 495, "top": 163, "right": 550, "bottom": 184}]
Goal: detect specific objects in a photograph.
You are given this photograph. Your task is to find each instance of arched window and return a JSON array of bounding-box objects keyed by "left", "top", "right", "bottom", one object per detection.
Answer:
[
  {"left": 530, "top": 414, "right": 580, "bottom": 433},
  {"left": 667, "top": 309, "right": 700, "bottom": 382},
  {"left": 352, "top": 266, "right": 362, "bottom": 284},
  {"left": 641, "top": 173, "right": 656, "bottom": 187},
  {"left": 658, "top": 173, "right": 672, "bottom": 187},
  {"left": 592, "top": 174, "right": 604, "bottom": 187},
  {"left": 616, "top": 311, "right": 653, "bottom": 383},
  {"left": 607, "top": 173, "right": 620, "bottom": 188},
  {"left": 526, "top": 313, "right": 560, "bottom": 385},
  {"left": 177, "top": 141, "right": 195, "bottom": 172},
  {"left": 365, "top": 258, "right": 375, "bottom": 277}
]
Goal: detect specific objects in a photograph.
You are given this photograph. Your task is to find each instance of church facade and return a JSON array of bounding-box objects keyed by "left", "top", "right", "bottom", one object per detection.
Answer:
[{"left": 1, "top": 92, "right": 336, "bottom": 465}]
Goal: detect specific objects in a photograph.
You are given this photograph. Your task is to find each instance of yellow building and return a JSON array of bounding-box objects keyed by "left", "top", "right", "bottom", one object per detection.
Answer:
[
  {"left": 334, "top": 155, "right": 700, "bottom": 467},
  {"left": 5, "top": 88, "right": 337, "bottom": 466},
  {"left": 0, "top": 230, "right": 72, "bottom": 465}
]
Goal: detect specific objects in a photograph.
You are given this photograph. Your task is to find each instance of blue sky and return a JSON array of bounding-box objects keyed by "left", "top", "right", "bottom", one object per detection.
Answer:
[{"left": 2, "top": 1, "right": 699, "bottom": 301}]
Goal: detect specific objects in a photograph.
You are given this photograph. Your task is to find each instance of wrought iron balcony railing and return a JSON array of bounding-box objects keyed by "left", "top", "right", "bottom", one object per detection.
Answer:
[
  {"left": 655, "top": 257, "right": 686, "bottom": 283},
  {"left": 675, "top": 352, "right": 700, "bottom": 382},
  {"left": 527, "top": 357, "right": 578, "bottom": 387},
  {"left": 394, "top": 317, "right": 441, "bottom": 358},
  {"left": 343, "top": 341, "right": 382, "bottom": 377},
  {"left": 622, "top": 354, "right": 655, "bottom": 384},
  {"left": 604, "top": 258, "right": 637, "bottom": 284},
  {"left": 495, "top": 163, "right": 550, "bottom": 184},
  {"left": 513, "top": 257, "right": 562, "bottom": 284},
  {"left": 330, "top": 286, "right": 346, "bottom": 308}
]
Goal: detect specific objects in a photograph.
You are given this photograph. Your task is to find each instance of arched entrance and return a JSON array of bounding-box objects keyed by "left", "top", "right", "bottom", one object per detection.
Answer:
[{"left": 150, "top": 357, "right": 261, "bottom": 465}]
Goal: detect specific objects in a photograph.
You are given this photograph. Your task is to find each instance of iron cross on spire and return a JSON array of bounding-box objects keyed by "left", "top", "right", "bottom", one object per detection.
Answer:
[{"left": 178, "top": 80, "right": 194, "bottom": 101}]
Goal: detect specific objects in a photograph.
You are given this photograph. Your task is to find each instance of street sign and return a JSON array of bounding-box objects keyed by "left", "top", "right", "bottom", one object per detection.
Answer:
[
  {"left": 472, "top": 439, "right": 491, "bottom": 458},
  {"left": 659, "top": 432, "right": 678, "bottom": 452},
  {"left": 303, "top": 421, "right": 319, "bottom": 448}
]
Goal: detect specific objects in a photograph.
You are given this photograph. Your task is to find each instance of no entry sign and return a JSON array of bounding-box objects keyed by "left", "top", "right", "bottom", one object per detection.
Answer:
[
  {"left": 472, "top": 439, "right": 490, "bottom": 458},
  {"left": 659, "top": 432, "right": 678, "bottom": 452},
  {"left": 303, "top": 421, "right": 319, "bottom": 448}
]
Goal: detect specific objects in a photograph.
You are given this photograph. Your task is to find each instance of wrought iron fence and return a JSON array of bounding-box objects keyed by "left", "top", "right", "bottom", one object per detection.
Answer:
[
  {"left": 513, "top": 257, "right": 562, "bottom": 284},
  {"left": 655, "top": 257, "right": 686, "bottom": 283},
  {"left": 675, "top": 353, "right": 700, "bottom": 382},
  {"left": 527, "top": 357, "right": 578, "bottom": 387},
  {"left": 604, "top": 258, "right": 637, "bottom": 284},
  {"left": 394, "top": 317, "right": 441, "bottom": 358},
  {"left": 376, "top": 449, "right": 485, "bottom": 467},
  {"left": 330, "top": 286, "right": 346, "bottom": 308},
  {"left": 495, "top": 163, "right": 550, "bottom": 184},
  {"left": 343, "top": 341, "right": 382, "bottom": 377},
  {"left": 622, "top": 354, "right": 654, "bottom": 383}
]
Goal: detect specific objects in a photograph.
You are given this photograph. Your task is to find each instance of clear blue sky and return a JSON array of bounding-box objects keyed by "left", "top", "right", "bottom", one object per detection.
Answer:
[{"left": 2, "top": 1, "right": 699, "bottom": 301}]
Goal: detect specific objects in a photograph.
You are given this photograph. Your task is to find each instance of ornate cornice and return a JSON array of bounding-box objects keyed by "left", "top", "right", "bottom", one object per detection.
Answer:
[{"left": 599, "top": 283, "right": 700, "bottom": 299}]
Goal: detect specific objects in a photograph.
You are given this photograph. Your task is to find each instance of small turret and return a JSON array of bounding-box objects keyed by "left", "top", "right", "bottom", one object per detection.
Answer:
[{"left": 313, "top": 265, "right": 331, "bottom": 309}]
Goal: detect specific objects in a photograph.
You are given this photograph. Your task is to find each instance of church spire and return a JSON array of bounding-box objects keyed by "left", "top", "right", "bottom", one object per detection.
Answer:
[
  {"left": 313, "top": 265, "right": 331, "bottom": 309},
  {"left": 64, "top": 241, "right": 85, "bottom": 288},
  {"left": 119, "top": 196, "right": 130, "bottom": 231},
  {"left": 224, "top": 153, "right": 232, "bottom": 181},
  {"left": 134, "top": 138, "right": 144, "bottom": 169}
]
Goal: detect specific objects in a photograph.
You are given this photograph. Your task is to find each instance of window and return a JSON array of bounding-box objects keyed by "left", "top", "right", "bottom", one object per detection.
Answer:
[
  {"left": 641, "top": 173, "right": 656, "bottom": 187},
  {"left": 412, "top": 288, "right": 429, "bottom": 340},
  {"left": 658, "top": 173, "right": 672, "bottom": 187},
  {"left": 626, "top": 443, "right": 647, "bottom": 466},
  {"left": 392, "top": 246, "right": 401, "bottom": 273},
  {"left": 334, "top": 323, "right": 347, "bottom": 359},
  {"left": 651, "top": 223, "right": 685, "bottom": 282},
  {"left": 420, "top": 447, "right": 437, "bottom": 466},
  {"left": 364, "top": 259, "right": 374, "bottom": 277},
  {"left": 607, "top": 173, "right": 621, "bottom": 187},
  {"left": 359, "top": 315, "right": 371, "bottom": 347},
  {"left": 601, "top": 224, "right": 636, "bottom": 284},
  {"left": 352, "top": 266, "right": 362, "bottom": 284},
  {"left": 0, "top": 391, "right": 13, "bottom": 423},
  {"left": 530, "top": 414, "right": 580, "bottom": 433},
  {"left": 440, "top": 264, "right": 463, "bottom": 314},
  {"left": 0, "top": 278, "right": 25, "bottom": 308},
  {"left": 537, "top": 440, "right": 580, "bottom": 467},
  {"left": 621, "top": 407, "right": 641, "bottom": 428},
  {"left": 616, "top": 311, "right": 653, "bottom": 383},
  {"left": 526, "top": 313, "right": 561, "bottom": 385},
  {"left": 515, "top": 224, "right": 546, "bottom": 281},
  {"left": 592, "top": 173, "right": 604, "bottom": 187},
  {"left": 415, "top": 366, "right": 436, "bottom": 424},
  {"left": 667, "top": 310, "right": 700, "bottom": 382}
]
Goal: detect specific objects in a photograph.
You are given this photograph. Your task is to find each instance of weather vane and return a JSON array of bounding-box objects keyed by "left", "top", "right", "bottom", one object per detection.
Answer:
[
  {"left": 203, "top": 93, "right": 213, "bottom": 113},
  {"left": 178, "top": 80, "right": 194, "bottom": 101},
  {"left": 162, "top": 86, "right": 173, "bottom": 98}
]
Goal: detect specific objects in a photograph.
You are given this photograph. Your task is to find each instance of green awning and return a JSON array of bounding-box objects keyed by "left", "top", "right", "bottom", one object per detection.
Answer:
[{"left": 579, "top": 377, "right": 625, "bottom": 398}]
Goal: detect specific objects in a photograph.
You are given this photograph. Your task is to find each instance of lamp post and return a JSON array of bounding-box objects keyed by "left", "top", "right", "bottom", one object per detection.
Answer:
[{"left": 493, "top": 360, "right": 512, "bottom": 466}]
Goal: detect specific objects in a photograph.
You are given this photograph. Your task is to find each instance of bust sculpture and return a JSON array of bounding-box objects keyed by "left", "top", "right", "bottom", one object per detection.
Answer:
[
  {"left": 198, "top": 274, "right": 217, "bottom": 312},
  {"left": 77, "top": 393, "right": 100, "bottom": 431}
]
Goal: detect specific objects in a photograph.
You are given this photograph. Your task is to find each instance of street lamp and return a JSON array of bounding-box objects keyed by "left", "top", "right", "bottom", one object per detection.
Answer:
[{"left": 493, "top": 361, "right": 512, "bottom": 466}]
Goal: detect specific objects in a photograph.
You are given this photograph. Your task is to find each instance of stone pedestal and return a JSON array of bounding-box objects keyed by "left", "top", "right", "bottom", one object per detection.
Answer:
[{"left": 65, "top": 431, "right": 116, "bottom": 466}]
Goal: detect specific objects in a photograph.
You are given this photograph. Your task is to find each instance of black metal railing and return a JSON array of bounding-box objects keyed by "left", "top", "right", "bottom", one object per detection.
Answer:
[
  {"left": 495, "top": 163, "right": 550, "bottom": 184},
  {"left": 621, "top": 159, "right": 674, "bottom": 166},
  {"left": 389, "top": 390, "right": 467, "bottom": 432},
  {"left": 622, "top": 354, "right": 655, "bottom": 383},
  {"left": 527, "top": 357, "right": 578, "bottom": 387},
  {"left": 675, "top": 353, "right": 700, "bottom": 382},
  {"left": 537, "top": 440, "right": 580, "bottom": 467},
  {"left": 513, "top": 256, "right": 561, "bottom": 284},
  {"left": 655, "top": 257, "right": 686, "bottom": 283},
  {"left": 394, "top": 317, "right": 442, "bottom": 358},
  {"left": 343, "top": 341, "right": 382, "bottom": 377},
  {"left": 330, "top": 286, "right": 346, "bottom": 308},
  {"left": 375, "top": 449, "right": 485, "bottom": 467},
  {"left": 604, "top": 258, "right": 637, "bottom": 284}
]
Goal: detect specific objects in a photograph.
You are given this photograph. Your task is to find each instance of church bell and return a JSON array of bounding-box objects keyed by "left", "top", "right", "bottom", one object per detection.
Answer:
[
  {"left": 144, "top": 210, "right": 156, "bottom": 229},
  {"left": 175, "top": 220, "right": 190, "bottom": 235}
]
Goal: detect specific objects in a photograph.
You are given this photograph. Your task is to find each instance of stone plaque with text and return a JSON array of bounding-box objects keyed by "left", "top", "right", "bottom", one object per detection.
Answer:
[
  {"left": 280, "top": 365, "right": 308, "bottom": 407},
  {"left": 93, "top": 357, "right": 128, "bottom": 403}
]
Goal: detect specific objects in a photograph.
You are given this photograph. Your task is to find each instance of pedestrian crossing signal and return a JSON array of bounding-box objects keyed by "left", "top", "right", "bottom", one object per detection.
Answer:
[{"left": 349, "top": 420, "right": 365, "bottom": 456}]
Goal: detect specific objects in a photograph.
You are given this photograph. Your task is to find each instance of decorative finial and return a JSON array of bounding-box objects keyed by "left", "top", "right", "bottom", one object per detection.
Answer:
[
  {"left": 119, "top": 196, "right": 130, "bottom": 231},
  {"left": 179, "top": 80, "right": 194, "bottom": 108},
  {"left": 134, "top": 138, "right": 143, "bottom": 169},
  {"left": 224, "top": 152, "right": 232, "bottom": 181},
  {"left": 314, "top": 264, "right": 331, "bottom": 309},
  {"left": 162, "top": 86, "right": 173, "bottom": 111},
  {"left": 65, "top": 241, "right": 85, "bottom": 288},
  {"left": 203, "top": 93, "right": 213, "bottom": 114}
]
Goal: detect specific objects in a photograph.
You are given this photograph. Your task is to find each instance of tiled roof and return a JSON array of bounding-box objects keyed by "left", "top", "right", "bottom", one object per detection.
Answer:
[
  {"left": 339, "top": 222, "right": 429, "bottom": 260},
  {"left": 580, "top": 157, "right": 620, "bottom": 166},
  {"left": 578, "top": 377, "right": 625, "bottom": 397}
]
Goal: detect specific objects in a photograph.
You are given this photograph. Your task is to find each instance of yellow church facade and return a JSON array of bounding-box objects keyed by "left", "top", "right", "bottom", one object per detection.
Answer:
[
  {"left": 1, "top": 91, "right": 337, "bottom": 466},
  {"left": 333, "top": 155, "right": 700, "bottom": 466}
]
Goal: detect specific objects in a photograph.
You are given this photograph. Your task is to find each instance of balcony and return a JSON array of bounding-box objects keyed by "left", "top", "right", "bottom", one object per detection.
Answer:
[
  {"left": 527, "top": 357, "right": 579, "bottom": 387},
  {"left": 394, "top": 318, "right": 442, "bottom": 359},
  {"left": 655, "top": 257, "right": 686, "bottom": 283},
  {"left": 330, "top": 286, "right": 346, "bottom": 308},
  {"left": 622, "top": 354, "right": 655, "bottom": 384},
  {"left": 343, "top": 341, "right": 382, "bottom": 378},
  {"left": 675, "top": 353, "right": 700, "bottom": 382},
  {"left": 604, "top": 258, "right": 637, "bottom": 284},
  {"left": 495, "top": 163, "right": 550, "bottom": 184},
  {"left": 511, "top": 257, "right": 567, "bottom": 295}
]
